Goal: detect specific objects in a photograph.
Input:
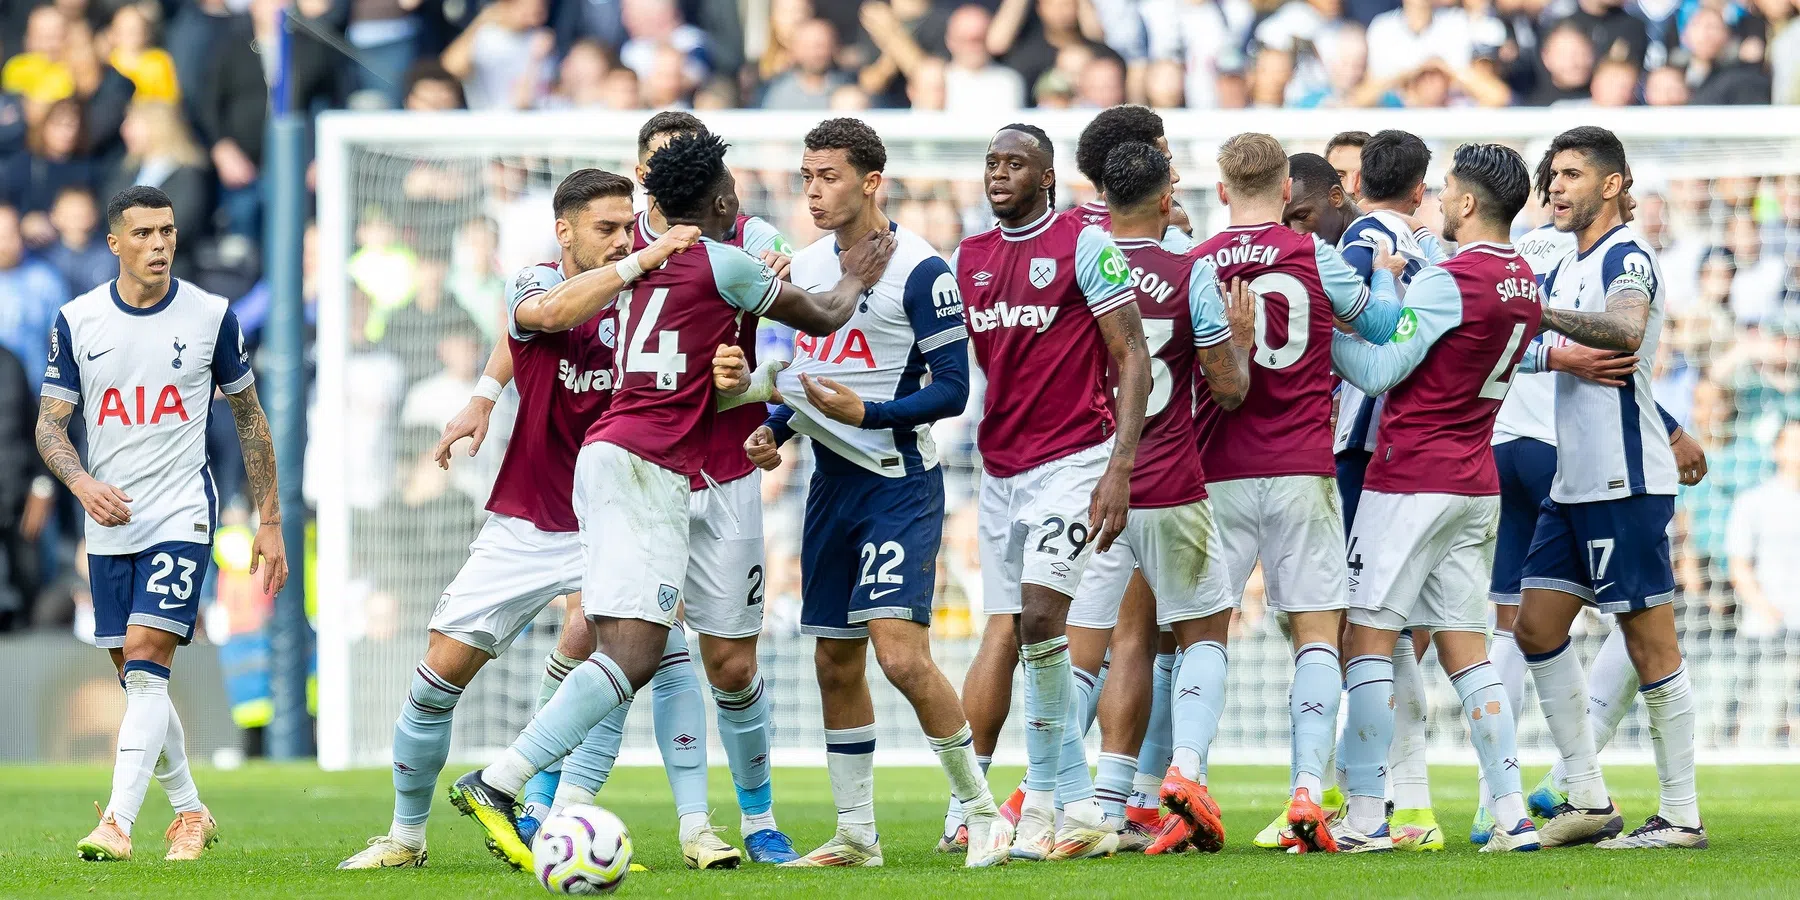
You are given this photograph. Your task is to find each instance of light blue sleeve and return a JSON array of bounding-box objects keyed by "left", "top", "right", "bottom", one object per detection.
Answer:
[
  {"left": 1074, "top": 224, "right": 1137, "bottom": 316},
  {"left": 1329, "top": 267, "right": 1463, "bottom": 395},
  {"left": 1515, "top": 334, "right": 1547, "bottom": 374},
  {"left": 1414, "top": 228, "right": 1449, "bottom": 265},
  {"left": 507, "top": 263, "right": 566, "bottom": 341},
  {"left": 707, "top": 241, "right": 782, "bottom": 315},
  {"left": 1188, "top": 258, "right": 1230, "bottom": 348},
  {"left": 737, "top": 216, "right": 793, "bottom": 259},
  {"left": 1160, "top": 226, "right": 1195, "bottom": 253},
  {"left": 1317, "top": 237, "right": 1401, "bottom": 344}
]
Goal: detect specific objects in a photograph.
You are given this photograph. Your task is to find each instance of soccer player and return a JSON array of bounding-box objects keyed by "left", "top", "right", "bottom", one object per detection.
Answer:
[
  {"left": 39, "top": 186, "right": 286, "bottom": 861},
  {"left": 1282, "top": 152, "right": 1361, "bottom": 246},
  {"left": 739, "top": 117, "right": 1008, "bottom": 869},
  {"left": 1325, "top": 131, "right": 1369, "bottom": 202},
  {"left": 338, "top": 170, "right": 704, "bottom": 869},
  {"left": 448, "top": 130, "right": 896, "bottom": 868},
  {"left": 1079, "top": 140, "right": 1256, "bottom": 856},
  {"left": 954, "top": 123, "right": 1150, "bottom": 861},
  {"left": 1330, "top": 143, "right": 1544, "bottom": 854},
  {"left": 1515, "top": 125, "right": 1706, "bottom": 850},
  {"left": 1189, "top": 132, "right": 1400, "bottom": 853}
]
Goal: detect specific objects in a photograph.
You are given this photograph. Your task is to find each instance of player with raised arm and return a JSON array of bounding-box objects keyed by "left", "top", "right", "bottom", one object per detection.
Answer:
[
  {"left": 1329, "top": 143, "right": 1543, "bottom": 854},
  {"left": 337, "top": 170, "right": 706, "bottom": 869},
  {"left": 736, "top": 117, "right": 1009, "bottom": 869},
  {"left": 955, "top": 123, "right": 1150, "bottom": 862},
  {"left": 38, "top": 187, "right": 285, "bottom": 862},
  {"left": 1189, "top": 133, "right": 1402, "bottom": 854},
  {"left": 1072, "top": 141, "right": 1255, "bottom": 856},
  {"left": 1514, "top": 126, "right": 1706, "bottom": 850},
  {"left": 447, "top": 130, "right": 896, "bottom": 869}
]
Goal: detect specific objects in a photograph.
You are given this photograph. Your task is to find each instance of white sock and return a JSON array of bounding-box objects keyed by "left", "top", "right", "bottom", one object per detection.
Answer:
[
  {"left": 678, "top": 811, "right": 710, "bottom": 843},
  {"left": 930, "top": 724, "right": 997, "bottom": 817},
  {"left": 1389, "top": 636, "right": 1432, "bottom": 810},
  {"left": 1172, "top": 748, "right": 1204, "bottom": 783},
  {"left": 1128, "top": 772, "right": 1160, "bottom": 809},
  {"left": 1550, "top": 627, "right": 1637, "bottom": 791},
  {"left": 389, "top": 819, "right": 427, "bottom": 850},
  {"left": 1528, "top": 640, "right": 1608, "bottom": 809},
  {"left": 1348, "top": 795, "right": 1386, "bottom": 835},
  {"left": 106, "top": 665, "right": 174, "bottom": 835},
  {"left": 155, "top": 704, "right": 202, "bottom": 813},
  {"left": 1641, "top": 664, "right": 1700, "bottom": 827},
  {"left": 825, "top": 725, "right": 877, "bottom": 844},
  {"left": 552, "top": 780, "right": 595, "bottom": 816},
  {"left": 1490, "top": 630, "right": 1527, "bottom": 725}
]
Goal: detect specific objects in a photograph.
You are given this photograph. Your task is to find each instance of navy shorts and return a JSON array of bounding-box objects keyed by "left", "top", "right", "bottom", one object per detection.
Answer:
[
  {"left": 1489, "top": 438, "right": 1558, "bottom": 604},
  {"left": 1336, "top": 449, "right": 1372, "bottom": 532},
  {"left": 90, "top": 541, "right": 213, "bottom": 649},
  {"left": 801, "top": 463, "right": 944, "bottom": 639},
  {"left": 1520, "top": 494, "right": 1675, "bottom": 615}
]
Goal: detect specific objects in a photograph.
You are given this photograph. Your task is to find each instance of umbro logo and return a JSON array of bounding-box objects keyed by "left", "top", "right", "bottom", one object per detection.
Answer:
[
  {"left": 394, "top": 762, "right": 416, "bottom": 773},
  {"left": 752, "top": 754, "right": 768, "bottom": 767},
  {"left": 673, "top": 733, "right": 698, "bottom": 749},
  {"left": 973, "top": 271, "right": 994, "bottom": 286}
]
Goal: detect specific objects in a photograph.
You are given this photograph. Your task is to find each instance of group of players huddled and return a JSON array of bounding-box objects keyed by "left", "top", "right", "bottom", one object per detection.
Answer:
[{"left": 305, "top": 106, "right": 1709, "bottom": 872}]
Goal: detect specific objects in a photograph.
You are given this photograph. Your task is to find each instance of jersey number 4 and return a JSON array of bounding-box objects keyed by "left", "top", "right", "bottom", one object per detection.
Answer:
[
  {"left": 616, "top": 287, "right": 686, "bottom": 390},
  {"left": 1478, "top": 322, "right": 1531, "bottom": 401}
]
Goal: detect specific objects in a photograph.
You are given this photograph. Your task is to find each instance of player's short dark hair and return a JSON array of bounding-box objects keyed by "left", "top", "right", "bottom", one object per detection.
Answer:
[
  {"left": 637, "top": 110, "right": 705, "bottom": 156},
  {"left": 1326, "top": 131, "right": 1370, "bottom": 157},
  {"left": 1450, "top": 143, "right": 1530, "bottom": 226},
  {"left": 106, "top": 186, "right": 173, "bottom": 231},
  {"left": 553, "top": 168, "right": 634, "bottom": 221},
  {"left": 1102, "top": 141, "right": 1170, "bottom": 212},
  {"left": 1076, "top": 105, "right": 1163, "bottom": 190},
  {"left": 643, "top": 130, "right": 730, "bottom": 221},
  {"left": 1287, "top": 152, "right": 1341, "bottom": 199},
  {"left": 1359, "top": 130, "right": 1430, "bottom": 203},
  {"left": 1533, "top": 125, "right": 1629, "bottom": 204},
  {"left": 996, "top": 123, "right": 1053, "bottom": 163},
  {"left": 804, "top": 117, "right": 887, "bottom": 175}
]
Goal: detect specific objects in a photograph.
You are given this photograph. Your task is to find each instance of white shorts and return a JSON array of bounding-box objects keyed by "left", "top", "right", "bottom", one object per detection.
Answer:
[
  {"left": 979, "top": 440, "right": 1113, "bottom": 616},
  {"left": 429, "top": 514, "right": 584, "bottom": 656},
  {"left": 1346, "top": 490, "right": 1499, "bottom": 633},
  {"left": 683, "top": 470, "right": 766, "bottom": 639},
  {"left": 574, "top": 442, "right": 691, "bottom": 628},
  {"left": 1068, "top": 500, "right": 1235, "bottom": 629},
  {"left": 1211, "top": 475, "right": 1348, "bottom": 615}
]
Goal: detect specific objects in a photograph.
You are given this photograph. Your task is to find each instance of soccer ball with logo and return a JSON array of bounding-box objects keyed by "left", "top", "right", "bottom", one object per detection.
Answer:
[{"left": 531, "top": 805, "right": 633, "bottom": 894}]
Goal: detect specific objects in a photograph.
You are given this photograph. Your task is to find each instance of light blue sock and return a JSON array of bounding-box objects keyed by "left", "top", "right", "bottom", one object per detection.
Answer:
[
  {"left": 1333, "top": 696, "right": 1350, "bottom": 789},
  {"left": 1087, "top": 656, "right": 1109, "bottom": 735},
  {"left": 1137, "top": 651, "right": 1177, "bottom": 779},
  {"left": 560, "top": 701, "right": 629, "bottom": 795},
  {"left": 1450, "top": 660, "right": 1525, "bottom": 819},
  {"left": 1095, "top": 752, "right": 1136, "bottom": 819},
  {"left": 392, "top": 664, "right": 461, "bottom": 830},
  {"left": 712, "top": 674, "right": 775, "bottom": 819},
  {"left": 1021, "top": 636, "right": 1071, "bottom": 794},
  {"left": 652, "top": 631, "right": 709, "bottom": 817},
  {"left": 1291, "top": 642, "right": 1342, "bottom": 794},
  {"left": 1343, "top": 654, "right": 1396, "bottom": 810},
  {"left": 1171, "top": 641, "right": 1228, "bottom": 780},
  {"left": 1056, "top": 666, "right": 1099, "bottom": 805},
  {"left": 508, "top": 654, "right": 634, "bottom": 778}
]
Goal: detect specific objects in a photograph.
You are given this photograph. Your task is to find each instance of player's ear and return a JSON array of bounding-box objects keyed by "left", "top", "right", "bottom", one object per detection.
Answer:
[
  {"left": 1282, "top": 177, "right": 1292, "bottom": 205},
  {"left": 1328, "top": 184, "right": 1344, "bottom": 208},
  {"left": 554, "top": 217, "right": 572, "bottom": 249},
  {"left": 1346, "top": 170, "right": 1361, "bottom": 198},
  {"left": 864, "top": 169, "right": 882, "bottom": 199}
]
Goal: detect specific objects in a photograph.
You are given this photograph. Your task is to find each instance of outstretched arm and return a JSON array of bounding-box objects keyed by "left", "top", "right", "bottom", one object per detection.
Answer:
[
  {"left": 515, "top": 226, "right": 701, "bottom": 334},
  {"left": 1329, "top": 268, "right": 1463, "bottom": 395},
  {"left": 760, "top": 230, "right": 896, "bottom": 335},
  {"left": 223, "top": 384, "right": 289, "bottom": 595},
  {"left": 1538, "top": 287, "right": 1651, "bottom": 352}
]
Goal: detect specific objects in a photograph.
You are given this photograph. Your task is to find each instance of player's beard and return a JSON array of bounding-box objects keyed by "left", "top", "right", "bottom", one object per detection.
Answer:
[
  {"left": 1441, "top": 209, "right": 1460, "bottom": 244},
  {"left": 1561, "top": 191, "right": 1604, "bottom": 234}
]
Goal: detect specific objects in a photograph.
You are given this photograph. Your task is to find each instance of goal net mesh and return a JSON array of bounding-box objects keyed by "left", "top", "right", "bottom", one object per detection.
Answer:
[{"left": 312, "top": 110, "right": 1800, "bottom": 770}]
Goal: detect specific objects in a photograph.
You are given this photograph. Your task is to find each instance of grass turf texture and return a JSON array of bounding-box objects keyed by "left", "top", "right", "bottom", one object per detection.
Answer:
[{"left": 0, "top": 764, "right": 1789, "bottom": 899}]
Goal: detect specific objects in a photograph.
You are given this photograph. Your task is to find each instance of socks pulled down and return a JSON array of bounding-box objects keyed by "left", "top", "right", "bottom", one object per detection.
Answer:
[
  {"left": 1389, "top": 634, "right": 1432, "bottom": 810},
  {"left": 1342, "top": 654, "right": 1396, "bottom": 832},
  {"left": 1021, "top": 636, "right": 1072, "bottom": 797},
  {"left": 1290, "top": 642, "right": 1341, "bottom": 796},
  {"left": 1527, "top": 639, "right": 1607, "bottom": 809},
  {"left": 107, "top": 661, "right": 175, "bottom": 836},
  {"left": 713, "top": 674, "right": 777, "bottom": 833},
  {"left": 1641, "top": 664, "right": 1700, "bottom": 828},
  {"left": 930, "top": 723, "right": 998, "bottom": 818},
  {"left": 1171, "top": 641, "right": 1229, "bottom": 782},
  {"left": 1450, "top": 660, "right": 1526, "bottom": 827},
  {"left": 826, "top": 724, "right": 878, "bottom": 844}
]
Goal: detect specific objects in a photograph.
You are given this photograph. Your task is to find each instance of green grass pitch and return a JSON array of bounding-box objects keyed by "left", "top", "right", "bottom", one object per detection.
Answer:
[{"left": 0, "top": 763, "right": 1791, "bottom": 899}]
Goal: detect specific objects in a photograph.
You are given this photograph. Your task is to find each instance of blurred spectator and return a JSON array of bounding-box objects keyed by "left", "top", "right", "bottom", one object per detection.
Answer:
[
  {"left": 403, "top": 60, "right": 466, "bottom": 110},
  {"left": 1075, "top": 51, "right": 1125, "bottom": 106},
  {"left": 449, "top": 215, "right": 505, "bottom": 342},
  {"left": 988, "top": 0, "right": 1109, "bottom": 90},
  {"left": 0, "top": 205, "right": 67, "bottom": 393},
  {"left": 1144, "top": 0, "right": 1255, "bottom": 109},
  {"left": 830, "top": 83, "right": 874, "bottom": 109},
  {"left": 944, "top": 4, "right": 1026, "bottom": 111},
  {"left": 1645, "top": 63, "right": 1692, "bottom": 104},
  {"left": 1562, "top": 0, "right": 1649, "bottom": 66},
  {"left": 3, "top": 98, "right": 94, "bottom": 247},
  {"left": 1589, "top": 56, "right": 1642, "bottom": 105},
  {"left": 0, "top": 342, "right": 30, "bottom": 630},
  {"left": 539, "top": 38, "right": 611, "bottom": 108},
  {"left": 341, "top": 0, "right": 428, "bottom": 108},
  {"left": 763, "top": 18, "right": 849, "bottom": 108},
  {"left": 441, "top": 0, "right": 554, "bottom": 110},
  {"left": 349, "top": 209, "right": 418, "bottom": 344},
  {"left": 851, "top": 0, "right": 954, "bottom": 104},
  {"left": 907, "top": 55, "right": 948, "bottom": 109},
  {"left": 601, "top": 67, "right": 644, "bottom": 108},
  {"left": 1727, "top": 420, "right": 1800, "bottom": 637},
  {"left": 3, "top": 6, "right": 75, "bottom": 107},
  {"left": 105, "top": 4, "right": 179, "bottom": 103},
  {"left": 103, "top": 102, "right": 210, "bottom": 261},
  {"left": 400, "top": 322, "right": 483, "bottom": 433},
  {"left": 1683, "top": 7, "right": 1774, "bottom": 104},
  {"left": 1527, "top": 21, "right": 1596, "bottom": 104},
  {"left": 1772, "top": 0, "right": 1800, "bottom": 104},
  {"left": 759, "top": 0, "right": 816, "bottom": 83},
  {"left": 1143, "top": 56, "right": 1185, "bottom": 106},
  {"left": 642, "top": 43, "right": 695, "bottom": 106},
  {"left": 192, "top": 7, "right": 267, "bottom": 240},
  {"left": 619, "top": 0, "right": 710, "bottom": 86},
  {"left": 1728, "top": 216, "right": 1787, "bottom": 323},
  {"left": 1034, "top": 66, "right": 1075, "bottom": 106},
  {"left": 1365, "top": 0, "right": 1476, "bottom": 83},
  {"left": 41, "top": 186, "right": 112, "bottom": 294}
]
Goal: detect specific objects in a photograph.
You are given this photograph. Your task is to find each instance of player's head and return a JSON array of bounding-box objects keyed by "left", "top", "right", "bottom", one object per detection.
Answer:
[
  {"left": 1169, "top": 199, "right": 1192, "bottom": 238},
  {"left": 1536, "top": 126, "right": 1628, "bottom": 235},
  {"left": 1437, "top": 143, "right": 1529, "bottom": 243},
  {"left": 635, "top": 109, "right": 705, "bottom": 187},
  {"left": 985, "top": 123, "right": 1054, "bottom": 224},
  {"left": 643, "top": 129, "right": 739, "bottom": 240},
  {"left": 105, "top": 185, "right": 175, "bottom": 288},
  {"left": 552, "top": 168, "right": 636, "bottom": 274},
  {"left": 1215, "top": 132, "right": 1288, "bottom": 210},
  {"left": 1102, "top": 141, "right": 1173, "bottom": 237},
  {"left": 1284, "top": 151, "right": 1357, "bottom": 244},
  {"left": 1358, "top": 129, "right": 1430, "bottom": 212},
  {"left": 1325, "top": 130, "right": 1369, "bottom": 200},
  {"left": 1076, "top": 105, "right": 1176, "bottom": 198},
  {"left": 802, "top": 117, "right": 887, "bottom": 233}
]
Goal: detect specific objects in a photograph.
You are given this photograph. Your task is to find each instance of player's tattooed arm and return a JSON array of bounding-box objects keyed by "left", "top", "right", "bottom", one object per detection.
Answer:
[
  {"left": 1092, "top": 303, "right": 1151, "bottom": 552},
  {"left": 225, "top": 383, "right": 289, "bottom": 594},
  {"left": 1198, "top": 276, "right": 1254, "bottom": 410},
  {"left": 36, "top": 395, "right": 133, "bottom": 526},
  {"left": 1538, "top": 287, "right": 1651, "bottom": 352}
]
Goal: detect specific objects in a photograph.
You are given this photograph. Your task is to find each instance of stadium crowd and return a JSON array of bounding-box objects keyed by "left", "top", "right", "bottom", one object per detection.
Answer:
[{"left": 0, "top": 0, "right": 1798, "bottom": 747}]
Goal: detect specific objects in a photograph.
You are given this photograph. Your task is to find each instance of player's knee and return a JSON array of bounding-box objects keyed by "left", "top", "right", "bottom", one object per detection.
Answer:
[
  {"left": 704, "top": 649, "right": 757, "bottom": 694},
  {"left": 1017, "top": 605, "right": 1065, "bottom": 646},
  {"left": 1511, "top": 614, "right": 1561, "bottom": 656},
  {"left": 873, "top": 641, "right": 933, "bottom": 694},
  {"left": 557, "top": 621, "right": 596, "bottom": 660},
  {"left": 813, "top": 641, "right": 863, "bottom": 692}
]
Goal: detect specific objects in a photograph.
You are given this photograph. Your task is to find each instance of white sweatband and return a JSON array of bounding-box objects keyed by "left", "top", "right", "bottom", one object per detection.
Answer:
[
  {"left": 616, "top": 251, "right": 646, "bottom": 284},
  {"left": 473, "top": 375, "right": 504, "bottom": 403},
  {"left": 716, "top": 361, "right": 781, "bottom": 411}
]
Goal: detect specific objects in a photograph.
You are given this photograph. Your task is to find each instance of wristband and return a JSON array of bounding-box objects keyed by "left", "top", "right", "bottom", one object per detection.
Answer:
[
  {"left": 474, "top": 375, "right": 504, "bottom": 403},
  {"left": 616, "top": 251, "right": 646, "bottom": 284}
]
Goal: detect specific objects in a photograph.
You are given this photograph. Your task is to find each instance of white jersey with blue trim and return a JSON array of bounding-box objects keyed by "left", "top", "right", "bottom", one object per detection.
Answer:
[
  {"left": 1334, "top": 209, "right": 1433, "bottom": 454},
  {"left": 1493, "top": 224, "right": 1574, "bottom": 446},
  {"left": 1543, "top": 223, "right": 1677, "bottom": 502},
  {"left": 782, "top": 224, "right": 966, "bottom": 476},
  {"left": 41, "top": 279, "right": 254, "bottom": 555}
]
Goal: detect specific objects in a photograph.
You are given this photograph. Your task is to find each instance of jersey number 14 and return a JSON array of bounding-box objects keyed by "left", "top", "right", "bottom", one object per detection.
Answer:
[{"left": 616, "top": 287, "right": 687, "bottom": 391}]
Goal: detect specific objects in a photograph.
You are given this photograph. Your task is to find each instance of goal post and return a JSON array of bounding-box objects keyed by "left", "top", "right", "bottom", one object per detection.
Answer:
[{"left": 314, "top": 108, "right": 1800, "bottom": 771}]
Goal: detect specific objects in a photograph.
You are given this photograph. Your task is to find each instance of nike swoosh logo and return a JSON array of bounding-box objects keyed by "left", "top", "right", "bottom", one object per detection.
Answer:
[
  {"left": 86, "top": 349, "right": 113, "bottom": 361},
  {"left": 1593, "top": 584, "right": 1612, "bottom": 595},
  {"left": 869, "top": 588, "right": 901, "bottom": 601},
  {"left": 158, "top": 598, "right": 184, "bottom": 610}
]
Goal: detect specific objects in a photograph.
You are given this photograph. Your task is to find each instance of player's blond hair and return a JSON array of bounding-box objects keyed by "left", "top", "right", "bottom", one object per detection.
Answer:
[{"left": 1218, "top": 133, "right": 1289, "bottom": 200}]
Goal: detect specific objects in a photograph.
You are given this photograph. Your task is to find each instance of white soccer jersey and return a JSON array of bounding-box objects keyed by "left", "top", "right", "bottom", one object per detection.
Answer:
[
  {"left": 1492, "top": 224, "right": 1573, "bottom": 446},
  {"left": 780, "top": 223, "right": 967, "bottom": 476},
  {"left": 1334, "top": 210, "right": 1434, "bottom": 454},
  {"left": 42, "top": 279, "right": 253, "bottom": 555},
  {"left": 1539, "top": 224, "right": 1677, "bottom": 502}
]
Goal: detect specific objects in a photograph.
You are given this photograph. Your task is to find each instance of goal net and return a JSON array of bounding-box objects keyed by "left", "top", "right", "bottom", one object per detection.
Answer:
[{"left": 313, "top": 108, "right": 1800, "bottom": 771}]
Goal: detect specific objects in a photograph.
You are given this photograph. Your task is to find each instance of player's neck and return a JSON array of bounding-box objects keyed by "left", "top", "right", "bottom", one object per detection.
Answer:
[
  {"left": 1454, "top": 221, "right": 1511, "bottom": 247},
  {"left": 1109, "top": 212, "right": 1163, "bottom": 242},
  {"left": 561, "top": 248, "right": 588, "bottom": 278},
  {"left": 646, "top": 205, "right": 669, "bottom": 236},
  {"left": 834, "top": 205, "right": 890, "bottom": 250},
  {"left": 1227, "top": 198, "right": 1284, "bottom": 227},
  {"left": 1575, "top": 208, "right": 1626, "bottom": 255},
  {"left": 998, "top": 197, "right": 1050, "bottom": 231},
  {"left": 1361, "top": 198, "right": 1414, "bottom": 216},
  {"left": 114, "top": 273, "right": 170, "bottom": 308}
]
